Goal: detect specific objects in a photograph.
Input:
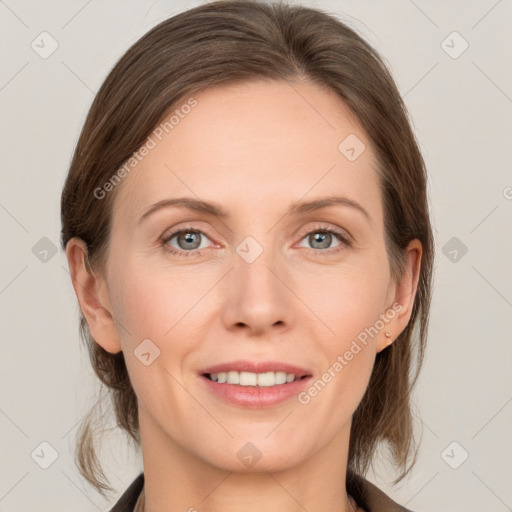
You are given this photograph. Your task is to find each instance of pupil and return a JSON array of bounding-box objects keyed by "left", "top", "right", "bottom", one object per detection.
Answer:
[
  {"left": 180, "top": 231, "right": 200, "bottom": 249},
  {"left": 311, "top": 232, "right": 330, "bottom": 249}
]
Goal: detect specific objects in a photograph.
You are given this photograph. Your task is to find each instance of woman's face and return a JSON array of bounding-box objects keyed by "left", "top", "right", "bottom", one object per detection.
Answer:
[{"left": 79, "top": 78, "right": 419, "bottom": 473}]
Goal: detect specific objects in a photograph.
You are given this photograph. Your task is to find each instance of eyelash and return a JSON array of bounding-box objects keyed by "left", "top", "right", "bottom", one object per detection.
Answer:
[{"left": 160, "top": 223, "right": 352, "bottom": 258}]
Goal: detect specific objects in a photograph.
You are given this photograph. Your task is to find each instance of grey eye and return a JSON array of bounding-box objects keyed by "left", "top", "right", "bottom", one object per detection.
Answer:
[
  {"left": 164, "top": 229, "right": 212, "bottom": 252},
  {"left": 176, "top": 231, "right": 202, "bottom": 250},
  {"left": 308, "top": 232, "right": 333, "bottom": 249}
]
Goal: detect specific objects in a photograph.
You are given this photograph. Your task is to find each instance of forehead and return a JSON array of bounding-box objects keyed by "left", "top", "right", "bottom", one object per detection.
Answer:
[{"left": 113, "top": 78, "right": 382, "bottom": 226}]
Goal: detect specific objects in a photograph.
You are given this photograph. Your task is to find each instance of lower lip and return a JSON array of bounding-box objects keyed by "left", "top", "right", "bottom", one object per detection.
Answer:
[{"left": 200, "top": 375, "right": 313, "bottom": 408}]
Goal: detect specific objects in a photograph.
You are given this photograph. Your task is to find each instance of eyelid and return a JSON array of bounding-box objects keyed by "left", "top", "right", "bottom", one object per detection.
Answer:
[
  {"left": 161, "top": 224, "right": 216, "bottom": 247},
  {"left": 160, "top": 222, "right": 353, "bottom": 256},
  {"left": 293, "top": 223, "right": 353, "bottom": 247}
]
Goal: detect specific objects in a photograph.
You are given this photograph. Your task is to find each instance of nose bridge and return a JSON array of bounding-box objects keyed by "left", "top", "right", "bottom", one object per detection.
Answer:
[
  {"left": 224, "top": 230, "right": 291, "bottom": 332},
  {"left": 235, "top": 231, "right": 282, "bottom": 298}
]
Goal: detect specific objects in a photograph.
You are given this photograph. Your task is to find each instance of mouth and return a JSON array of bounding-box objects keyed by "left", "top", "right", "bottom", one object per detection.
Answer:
[
  {"left": 199, "top": 362, "right": 314, "bottom": 408},
  {"left": 199, "top": 360, "right": 313, "bottom": 392},
  {"left": 203, "top": 371, "right": 310, "bottom": 387}
]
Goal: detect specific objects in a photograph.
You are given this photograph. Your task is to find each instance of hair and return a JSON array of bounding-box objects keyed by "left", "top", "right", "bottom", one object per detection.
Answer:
[{"left": 60, "top": 0, "right": 434, "bottom": 497}]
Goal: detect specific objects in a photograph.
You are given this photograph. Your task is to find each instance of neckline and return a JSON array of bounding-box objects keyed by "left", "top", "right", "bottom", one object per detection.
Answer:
[{"left": 130, "top": 476, "right": 365, "bottom": 512}]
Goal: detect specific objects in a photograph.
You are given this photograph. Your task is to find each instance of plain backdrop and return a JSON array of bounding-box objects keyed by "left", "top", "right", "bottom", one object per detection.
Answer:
[{"left": 0, "top": 1, "right": 511, "bottom": 511}]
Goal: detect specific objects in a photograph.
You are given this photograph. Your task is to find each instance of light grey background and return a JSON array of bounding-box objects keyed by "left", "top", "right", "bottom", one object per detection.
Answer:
[{"left": 1, "top": 0, "right": 511, "bottom": 511}]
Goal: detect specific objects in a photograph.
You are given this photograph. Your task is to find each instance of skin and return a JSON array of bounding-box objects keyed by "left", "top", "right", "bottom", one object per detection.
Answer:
[{"left": 66, "top": 78, "right": 422, "bottom": 512}]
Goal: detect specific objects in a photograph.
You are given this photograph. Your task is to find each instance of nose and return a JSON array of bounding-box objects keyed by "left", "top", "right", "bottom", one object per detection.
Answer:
[{"left": 220, "top": 245, "right": 294, "bottom": 337}]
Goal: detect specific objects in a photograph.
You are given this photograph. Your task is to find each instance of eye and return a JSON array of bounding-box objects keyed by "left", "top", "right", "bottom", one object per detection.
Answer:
[
  {"left": 161, "top": 223, "right": 352, "bottom": 258},
  {"left": 296, "top": 224, "right": 352, "bottom": 255},
  {"left": 161, "top": 226, "right": 213, "bottom": 257}
]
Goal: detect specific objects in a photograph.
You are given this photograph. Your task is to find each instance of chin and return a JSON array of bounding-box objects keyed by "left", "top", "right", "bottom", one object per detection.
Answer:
[{"left": 199, "top": 441, "right": 308, "bottom": 474}]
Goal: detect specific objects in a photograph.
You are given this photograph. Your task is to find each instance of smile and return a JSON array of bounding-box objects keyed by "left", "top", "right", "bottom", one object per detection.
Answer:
[{"left": 205, "top": 371, "right": 306, "bottom": 386}]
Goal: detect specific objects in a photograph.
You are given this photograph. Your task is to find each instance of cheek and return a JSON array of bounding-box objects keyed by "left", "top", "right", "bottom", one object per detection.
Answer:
[
  {"left": 297, "top": 261, "right": 388, "bottom": 396},
  {"left": 111, "top": 245, "right": 390, "bottom": 360},
  {"left": 300, "top": 259, "right": 390, "bottom": 342},
  {"left": 109, "top": 262, "right": 195, "bottom": 407},
  {"left": 295, "top": 267, "right": 383, "bottom": 432},
  {"left": 110, "top": 260, "right": 185, "bottom": 342},
  {"left": 108, "top": 258, "right": 208, "bottom": 388}
]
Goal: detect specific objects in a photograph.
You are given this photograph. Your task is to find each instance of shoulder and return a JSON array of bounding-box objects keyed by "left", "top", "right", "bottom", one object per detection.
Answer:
[
  {"left": 109, "top": 473, "right": 144, "bottom": 512},
  {"left": 347, "top": 471, "right": 415, "bottom": 512}
]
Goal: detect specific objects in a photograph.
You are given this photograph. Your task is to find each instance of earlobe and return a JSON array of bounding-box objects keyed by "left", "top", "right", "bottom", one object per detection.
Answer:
[
  {"left": 65, "top": 237, "right": 122, "bottom": 354},
  {"left": 376, "top": 330, "right": 395, "bottom": 354},
  {"left": 377, "top": 239, "right": 422, "bottom": 353}
]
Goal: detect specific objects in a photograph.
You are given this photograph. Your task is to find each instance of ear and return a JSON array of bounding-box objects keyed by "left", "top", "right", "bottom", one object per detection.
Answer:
[
  {"left": 65, "top": 237, "right": 122, "bottom": 354},
  {"left": 376, "top": 238, "right": 423, "bottom": 353}
]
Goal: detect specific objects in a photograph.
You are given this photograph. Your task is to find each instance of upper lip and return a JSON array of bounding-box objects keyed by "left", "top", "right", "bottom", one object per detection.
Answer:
[{"left": 200, "top": 360, "right": 311, "bottom": 378}]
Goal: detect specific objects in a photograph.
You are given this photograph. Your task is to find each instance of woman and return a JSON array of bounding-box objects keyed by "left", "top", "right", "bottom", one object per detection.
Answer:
[{"left": 60, "top": 1, "right": 434, "bottom": 511}]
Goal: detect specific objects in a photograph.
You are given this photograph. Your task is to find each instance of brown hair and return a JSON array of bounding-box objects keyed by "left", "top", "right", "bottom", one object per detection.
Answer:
[{"left": 60, "top": 0, "right": 434, "bottom": 496}]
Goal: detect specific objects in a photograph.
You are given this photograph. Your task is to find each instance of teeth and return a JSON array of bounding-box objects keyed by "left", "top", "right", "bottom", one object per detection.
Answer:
[{"left": 208, "top": 371, "right": 299, "bottom": 386}]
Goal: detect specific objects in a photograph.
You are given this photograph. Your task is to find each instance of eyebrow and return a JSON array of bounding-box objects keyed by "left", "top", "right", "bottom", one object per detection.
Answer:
[{"left": 137, "top": 195, "right": 371, "bottom": 224}]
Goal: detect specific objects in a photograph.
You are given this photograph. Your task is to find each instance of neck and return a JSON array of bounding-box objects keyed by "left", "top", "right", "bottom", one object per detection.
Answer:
[{"left": 138, "top": 411, "right": 357, "bottom": 512}]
